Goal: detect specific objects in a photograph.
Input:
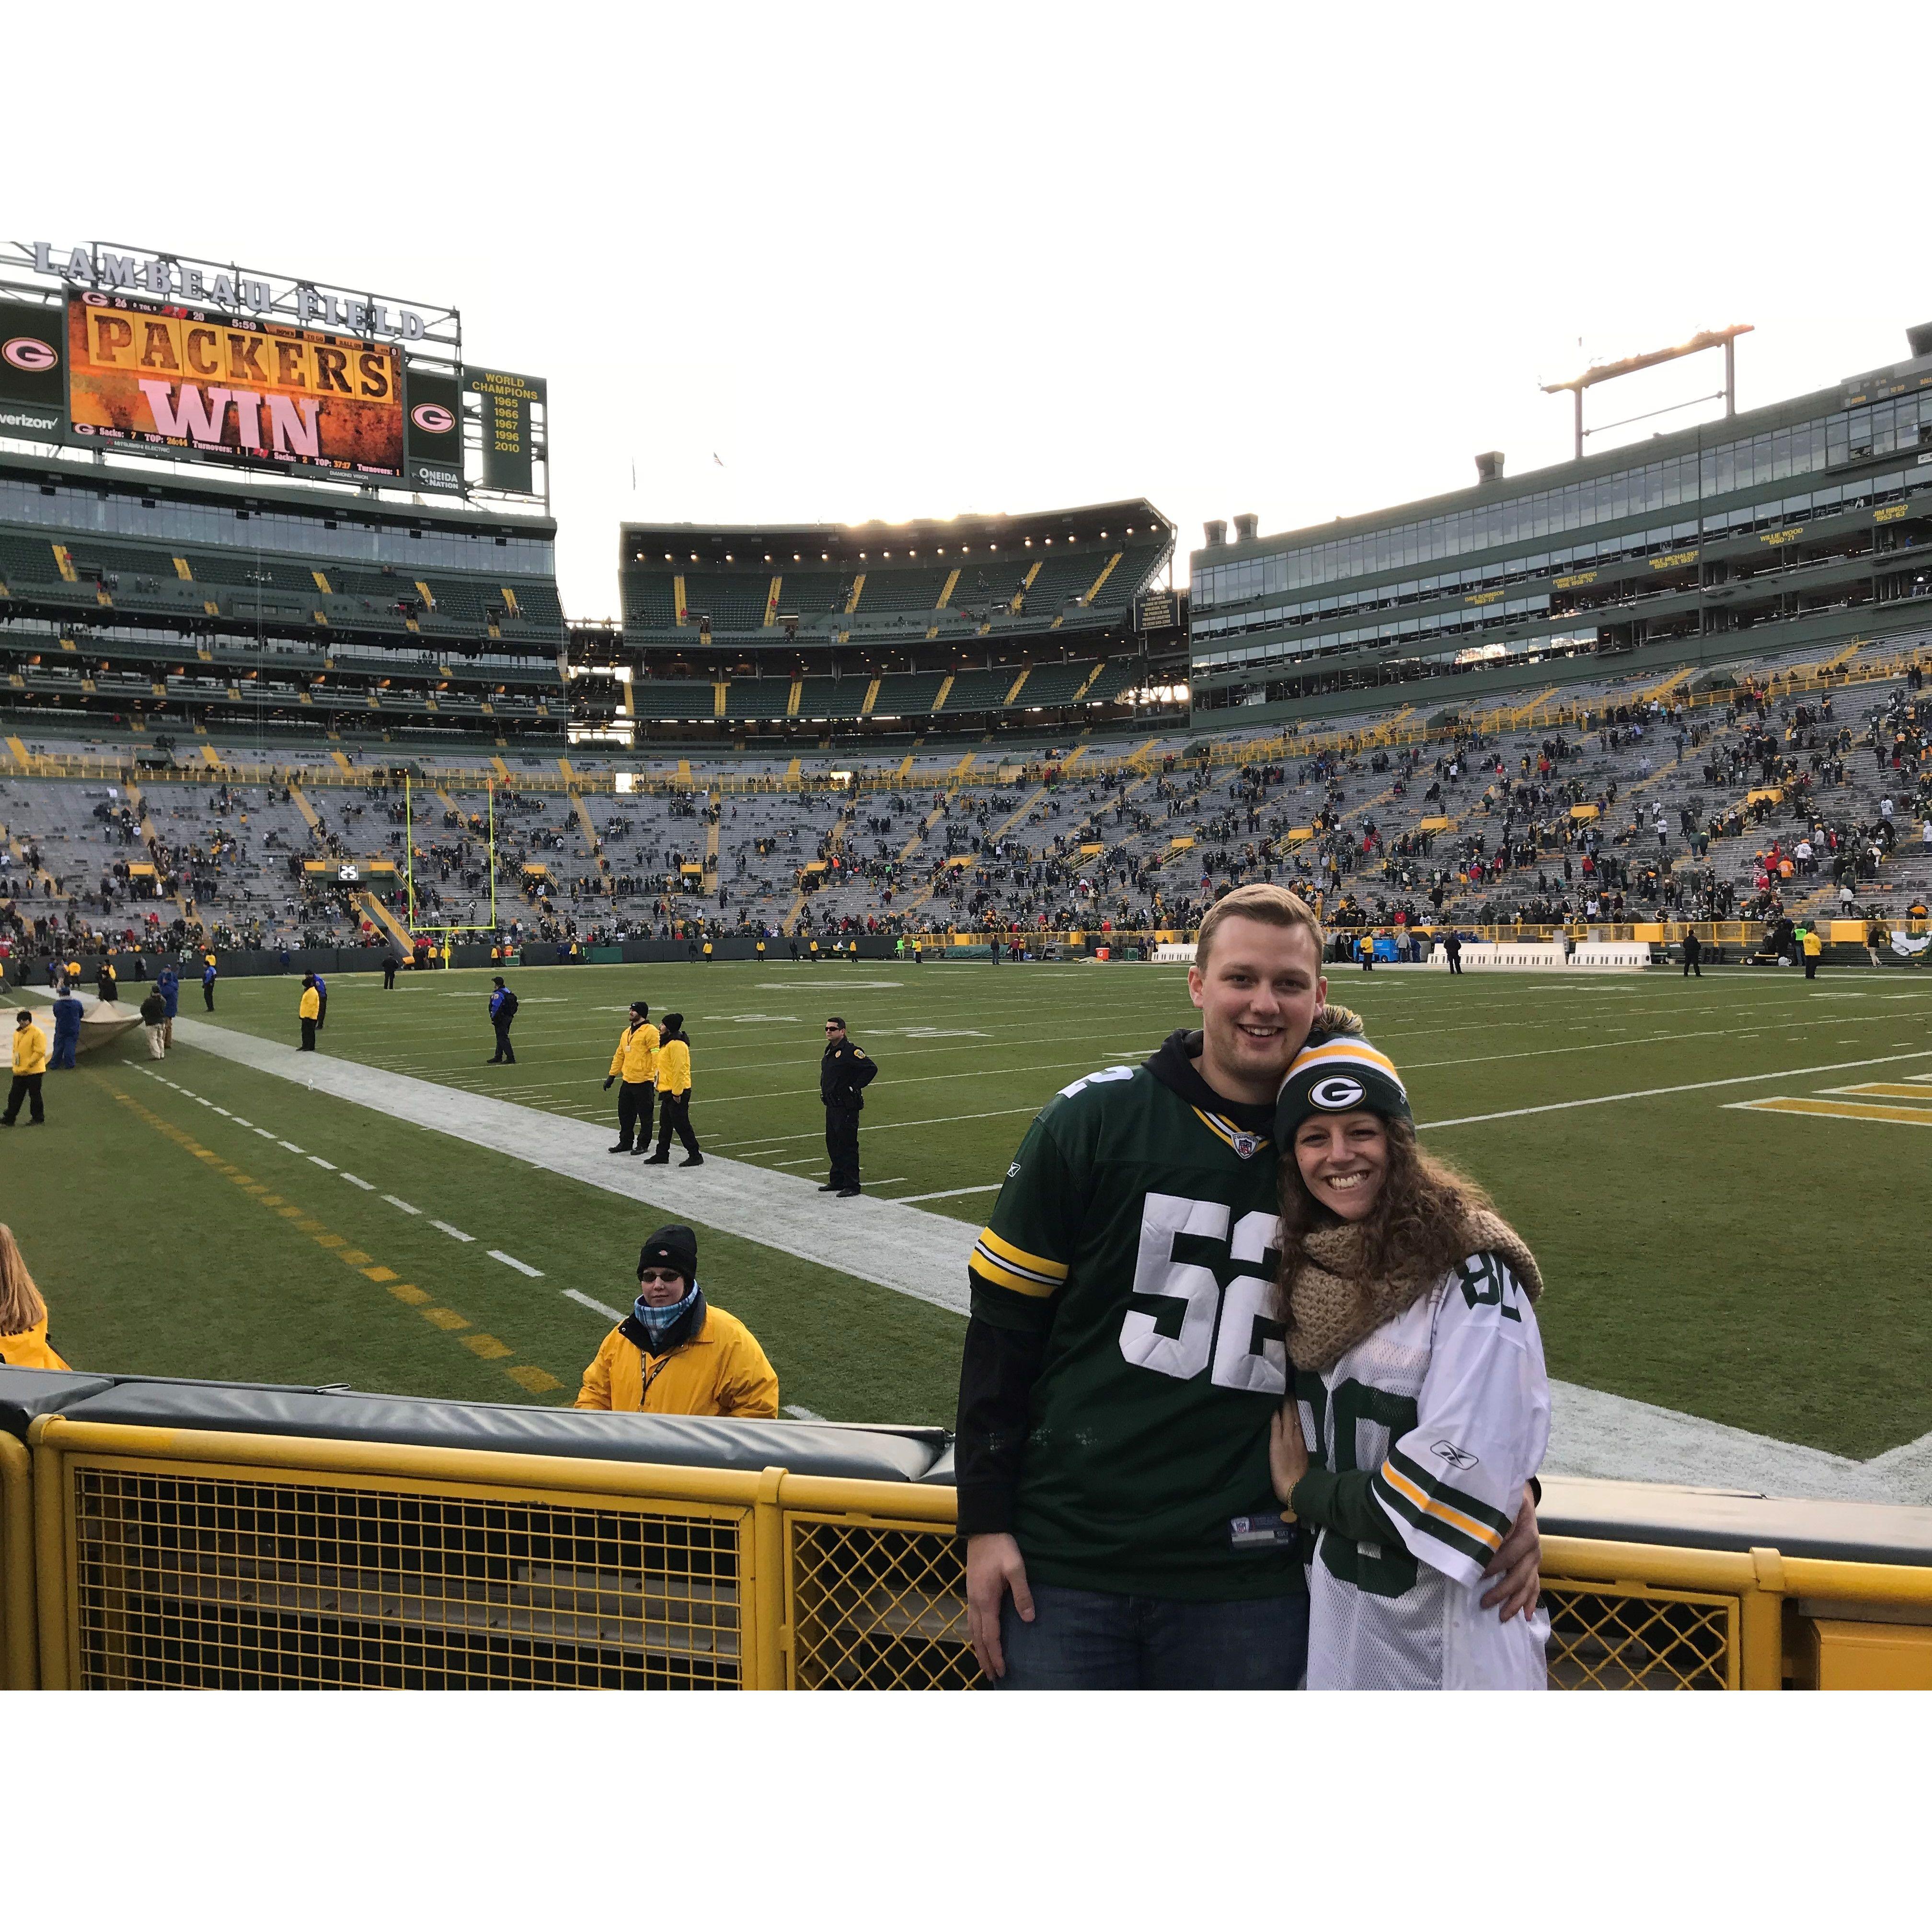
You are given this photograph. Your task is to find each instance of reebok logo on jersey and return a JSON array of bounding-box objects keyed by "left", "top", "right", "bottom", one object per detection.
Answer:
[
  {"left": 1430, "top": 1440, "right": 1480, "bottom": 1470},
  {"left": 1007, "top": 1161, "right": 1021, "bottom": 1178}
]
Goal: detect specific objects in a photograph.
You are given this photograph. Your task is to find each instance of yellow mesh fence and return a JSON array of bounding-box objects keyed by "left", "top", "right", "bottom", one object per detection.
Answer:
[
  {"left": 1544, "top": 1582, "right": 1739, "bottom": 1690},
  {"left": 66, "top": 1462, "right": 746, "bottom": 1690},
  {"left": 787, "top": 1515, "right": 982, "bottom": 1690}
]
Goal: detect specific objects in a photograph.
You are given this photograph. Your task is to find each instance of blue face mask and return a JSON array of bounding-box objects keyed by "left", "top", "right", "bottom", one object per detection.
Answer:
[{"left": 633, "top": 1279, "right": 699, "bottom": 1342}]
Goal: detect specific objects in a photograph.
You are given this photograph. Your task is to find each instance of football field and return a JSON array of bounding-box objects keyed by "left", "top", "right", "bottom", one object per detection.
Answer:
[{"left": 9, "top": 957, "right": 1932, "bottom": 1474}]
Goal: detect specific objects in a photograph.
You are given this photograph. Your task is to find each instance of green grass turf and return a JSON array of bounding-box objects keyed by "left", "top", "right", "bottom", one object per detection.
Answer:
[{"left": 7, "top": 958, "right": 1932, "bottom": 1456}]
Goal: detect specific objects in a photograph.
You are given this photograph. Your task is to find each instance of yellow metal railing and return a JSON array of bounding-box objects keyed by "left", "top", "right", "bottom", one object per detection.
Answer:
[
  {"left": 0, "top": 1434, "right": 34, "bottom": 1691},
  {"left": 11, "top": 1418, "right": 1932, "bottom": 1690}
]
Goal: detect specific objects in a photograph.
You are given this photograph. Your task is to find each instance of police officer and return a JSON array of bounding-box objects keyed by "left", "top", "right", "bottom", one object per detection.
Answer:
[
  {"left": 298, "top": 973, "right": 321, "bottom": 1051},
  {"left": 202, "top": 955, "right": 218, "bottom": 1010},
  {"left": 157, "top": 962, "right": 179, "bottom": 1048},
  {"left": 487, "top": 976, "right": 518, "bottom": 1063},
  {"left": 818, "top": 1015, "right": 876, "bottom": 1197}
]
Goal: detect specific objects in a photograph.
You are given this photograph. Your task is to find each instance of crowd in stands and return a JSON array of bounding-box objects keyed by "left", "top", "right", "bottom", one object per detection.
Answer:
[{"left": 4, "top": 647, "right": 1932, "bottom": 964}]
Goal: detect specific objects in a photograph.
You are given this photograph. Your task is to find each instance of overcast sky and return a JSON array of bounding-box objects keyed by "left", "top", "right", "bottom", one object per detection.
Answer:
[{"left": 12, "top": 2, "right": 1930, "bottom": 620}]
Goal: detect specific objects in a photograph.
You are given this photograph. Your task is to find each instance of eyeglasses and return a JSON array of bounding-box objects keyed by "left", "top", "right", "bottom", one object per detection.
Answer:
[{"left": 637, "top": 1268, "right": 684, "bottom": 1285}]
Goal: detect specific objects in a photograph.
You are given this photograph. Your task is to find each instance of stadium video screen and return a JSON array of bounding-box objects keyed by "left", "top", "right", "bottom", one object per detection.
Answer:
[{"left": 65, "top": 290, "right": 405, "bottom": 478}]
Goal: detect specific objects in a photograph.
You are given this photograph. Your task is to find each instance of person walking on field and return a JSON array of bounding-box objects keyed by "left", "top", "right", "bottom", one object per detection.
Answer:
[
  {"left": 383, "top": 951, "right": 398, "bottom": 989},
  {"left": 605, "top": 1000, "right": 659, "bottom": 1155},
  {"left": 487, "top": 976, "right": 518, "bottom": 1063},
  {"left": 158, "top": 962, "right": 179, "bottom": 1048},
  {"left": 0, "top": 1225, "right": 67, "bottom": 1368},
  {"left": 49, "top": 982, "right": 82, "bottom": 1070},
  {"left": 1443, "top": 930, "right": 1463, "bottom": 975},
  {"left": 1682, "top": 929, "right": 1702, "bottom": 978},
  {"left": 2, "top": 1012, "right": 48, "bottom": 1126},
  {"left": 202, "top": 956, "right": 218, "bottom": 1011},
  {"left": 643, "top": 1013, "right": 700, "bottom": 1165},
  {"left": 299, "top": 973, "right": 321, "bottom": 1051},
  {"left": 140, "top": 986, "right": 167, "bottom": 1058},
  {"left": 819, "top": 1015, "right": 877, "bottom": 1197}
]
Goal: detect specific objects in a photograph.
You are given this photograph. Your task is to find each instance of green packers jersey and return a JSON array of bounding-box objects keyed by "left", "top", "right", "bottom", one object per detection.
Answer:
[{"left": 969, "top": 1041, "right": 1299, "bottom": 1600}]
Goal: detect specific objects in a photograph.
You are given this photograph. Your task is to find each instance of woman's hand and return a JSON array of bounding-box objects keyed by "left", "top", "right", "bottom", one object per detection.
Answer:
[
  {"left": 1268, "top": 1403, "right": 1309, "bottom": 1506},
  {"left": 1479, "top": 1485, "right": 1541, "bottom": 1622}
]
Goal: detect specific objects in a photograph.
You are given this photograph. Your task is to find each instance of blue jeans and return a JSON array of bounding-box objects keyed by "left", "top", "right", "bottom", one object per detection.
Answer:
[{"left": 997, "top": 1582, "right": 1308, "bottom": 1690}]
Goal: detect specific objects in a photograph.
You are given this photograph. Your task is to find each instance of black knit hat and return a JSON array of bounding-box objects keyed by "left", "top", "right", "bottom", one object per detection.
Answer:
[
  {"left": 638, "top": 1224, "right": 698, "bottom": 1282},
  {"left": 630, "top": 1000, "right": 650, "bottom": 1019},
  {"left": 1275, "top": 1033, "right": 1412, "bottom": 1142}
]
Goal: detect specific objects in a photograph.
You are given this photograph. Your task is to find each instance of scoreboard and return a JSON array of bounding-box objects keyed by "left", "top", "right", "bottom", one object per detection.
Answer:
[{"left": 0, "top": 237, "right": 548, "bottom": 506}]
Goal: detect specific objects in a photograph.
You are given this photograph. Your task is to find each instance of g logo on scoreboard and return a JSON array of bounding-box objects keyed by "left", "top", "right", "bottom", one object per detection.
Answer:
[
  {"left": 411, "top": 402, "right": 455, "bottom": 434},
  {"left": 1309, "top": 1076, "right": 1366, "bottom": 1110},
  {"left": 3, "top": 337, "right": 57, "bottom": 373}
]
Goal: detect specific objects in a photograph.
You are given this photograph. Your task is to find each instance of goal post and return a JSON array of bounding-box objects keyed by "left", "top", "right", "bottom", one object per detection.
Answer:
[{"left": 401, "top": 772, "right": 501, "bottom": 937}]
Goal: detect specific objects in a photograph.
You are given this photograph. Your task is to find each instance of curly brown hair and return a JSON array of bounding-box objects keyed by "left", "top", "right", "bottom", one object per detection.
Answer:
[{"left": 1273, "top": 1116, "right": 1495, "bottom": 1311}]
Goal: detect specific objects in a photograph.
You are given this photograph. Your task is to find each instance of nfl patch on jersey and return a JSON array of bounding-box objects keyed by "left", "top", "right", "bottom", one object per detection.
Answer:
[{"left": 1229, "top": 1509, "right": 1300, "bottom": 1549}]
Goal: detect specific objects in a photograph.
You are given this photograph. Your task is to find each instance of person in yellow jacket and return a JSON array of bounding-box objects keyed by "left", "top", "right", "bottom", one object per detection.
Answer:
[
  {"left": 641, "top": 1011, "right": 700, "bottom": 1164},
  {"left": 603, "top": 999, "right": 659, "bottom": 1155},
  {"left": 575, "top": 1224, "right": 776, "bottom": 1416},
  {"left": 2, "top": 1011, "right": 48, "bottom": 1126},
  {"left": 298, "top": 973, "right": 322, "bottom": 1051},
  {"left": 1801, "top": 923, "right": 1824, "bottom": 980},
  {"left": 0, "top": 1223, "right": 67, "bottom": 1368}
]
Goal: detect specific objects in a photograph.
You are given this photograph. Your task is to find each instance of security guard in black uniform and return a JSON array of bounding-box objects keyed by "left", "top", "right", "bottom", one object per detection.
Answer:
[{"left": 818, "top": 1015, "right": 877, "bottom": 1197}]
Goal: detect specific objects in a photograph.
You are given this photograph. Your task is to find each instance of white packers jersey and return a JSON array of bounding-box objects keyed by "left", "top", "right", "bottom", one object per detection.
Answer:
[{"left": 1296, "top": 1250, "right": 1550, "bottom": 1690}]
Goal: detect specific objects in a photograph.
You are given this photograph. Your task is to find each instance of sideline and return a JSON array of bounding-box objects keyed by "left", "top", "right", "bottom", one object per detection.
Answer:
[{"left": 170, "top": 1017, "right": 977, "bottom": 1316}]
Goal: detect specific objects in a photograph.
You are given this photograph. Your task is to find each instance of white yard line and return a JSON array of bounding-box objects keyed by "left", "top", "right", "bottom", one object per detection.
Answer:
[
  {"left": 1421, "top": 1048, "right": 1932, "bottom": 1131},
  {"left": 382, "top": 1196, "right": 422, "bottom": 1214},
  {"left": 430, "top": 1220, "right": 476, "bottom": 1242},
  {"left": 783, "top": 1404, "right": 827, "bottom": 1421},
  {"left": 488, "top": 1250, "right": 544, "bottom": 1277},
  {"left": 892, "top": 1183, "right": 1002, "bottom": 1203},
  {"left": 564, "top": 1288, "right": 626, "bottom": 1322},
  {"left": 340, "top": 1173, "right": 375, "bottom": 1190},
  {"left": 308, "top": 1156, "right": 336, "bottom": 1170}
]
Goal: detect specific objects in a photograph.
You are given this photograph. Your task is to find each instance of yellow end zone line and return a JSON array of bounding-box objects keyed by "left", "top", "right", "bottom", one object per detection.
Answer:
[
  {"left": 1726, "top": 1096, "right": 1932, "bottom": 1127},
  {"left": 1818, "top": 1083, "right": 1932, "bottom": 1100},
  {"left": 104, "top": 1081, "right": 562, "bottom": 1394}
]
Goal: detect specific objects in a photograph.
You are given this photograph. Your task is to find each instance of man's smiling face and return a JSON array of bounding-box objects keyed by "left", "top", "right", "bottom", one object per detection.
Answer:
[{"left": 1188, "top": 917, "right": 1327, "bottom": 1107}]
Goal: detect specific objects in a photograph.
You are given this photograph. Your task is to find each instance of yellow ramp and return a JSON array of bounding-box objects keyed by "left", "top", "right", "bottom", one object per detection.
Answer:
[
  {"left": 331, "top": 751, "right": 356, "bottom": 777},
  {"left": 200, "top": 745, "right": 223, "bottom": 770},
  {"left": 704, "top": 790, "right": 722, "bottom": 879},
  {"left": 359, "top": 891, "right": 414, "bottom": 950},
  {"left": 491, "top": 756, "right": 511, "bottom": 782},
  {"left": 571, "top": 792, "right": 600, "bottom": 848},
  {"left": 4, "top": 736, "right": 28, "bottom": 770}
]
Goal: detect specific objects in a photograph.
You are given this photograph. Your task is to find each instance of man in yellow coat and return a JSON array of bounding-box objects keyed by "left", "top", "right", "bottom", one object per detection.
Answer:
[
  {"left": 603, "top": 999, "right": 658, "bottom": 1154},
  {"left": 299, "top": 973, "right": 321, "bottom": 1051},
  {"left": 2, "top": 1012, "right": 48, "bottom": 1126},
  {"left": 574, "top": 1225, "right": 778, "bottom": 1416}
]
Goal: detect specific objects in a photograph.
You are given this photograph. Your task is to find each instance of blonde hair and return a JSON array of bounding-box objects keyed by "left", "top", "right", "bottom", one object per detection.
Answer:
[
  {"left": 0, "top": 1225, "right": 48, "bottom": 1337},
  {"left": 1195, "top": 882, "right": 1324, "bottom": 968}
]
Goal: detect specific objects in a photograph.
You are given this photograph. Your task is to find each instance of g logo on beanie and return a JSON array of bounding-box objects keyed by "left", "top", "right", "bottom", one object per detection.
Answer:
[
  {"left": 1276, "top": 1036, "right": 1412, "bottom": 1142},
  {"left": 1310, "top": 1076, "right": 1366, "bottom": 1110}
]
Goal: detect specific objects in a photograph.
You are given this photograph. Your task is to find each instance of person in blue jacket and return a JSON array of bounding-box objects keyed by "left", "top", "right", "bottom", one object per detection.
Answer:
[
  {"left": 157, "top": 963, "right": 179, "bottom": 1049},
  {"left": 487, "top": 976, "right": 518, "bottom": 1063},
  {"left": 49, "top": 981, "right": 83, "bottom": 1070},
  {"left": 202, "top": 958, "right": 218, "bottom": 1011},
  {"left": 312, "top": 969, "right": 328, "bottom": 1032}
]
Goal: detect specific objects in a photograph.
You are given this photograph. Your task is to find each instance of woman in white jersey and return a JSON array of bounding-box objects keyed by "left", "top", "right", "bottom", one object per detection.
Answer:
[{"left": 1266, "top": 1022, "right": 1551, "bottom": 1690}]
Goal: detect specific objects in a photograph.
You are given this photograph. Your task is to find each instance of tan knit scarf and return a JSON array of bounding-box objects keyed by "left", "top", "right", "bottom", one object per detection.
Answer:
[{"left": 1284, "top": 1206, "right": 1544, "bottom": 1375}]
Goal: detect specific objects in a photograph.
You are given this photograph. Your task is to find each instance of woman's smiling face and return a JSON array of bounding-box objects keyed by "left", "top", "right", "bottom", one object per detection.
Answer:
[{"left": 1293, "top": 1111, "right": 1389, "bottom": 1221}]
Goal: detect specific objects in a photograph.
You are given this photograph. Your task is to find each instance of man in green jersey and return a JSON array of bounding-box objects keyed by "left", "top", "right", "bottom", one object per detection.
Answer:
[{"left": 956, "top": 882, "right": 1540, "bottom": 1688}]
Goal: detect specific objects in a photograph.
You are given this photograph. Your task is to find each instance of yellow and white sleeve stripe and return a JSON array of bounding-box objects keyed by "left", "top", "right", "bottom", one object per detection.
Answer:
[{"left": 970, "top": 1226, "right": 1070, "bottom": 1299}]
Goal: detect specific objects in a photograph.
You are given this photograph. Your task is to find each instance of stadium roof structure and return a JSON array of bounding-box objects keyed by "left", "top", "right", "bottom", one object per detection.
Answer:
[{"left": 622, "top": 498, "right": 1172, "bottom": 569}]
